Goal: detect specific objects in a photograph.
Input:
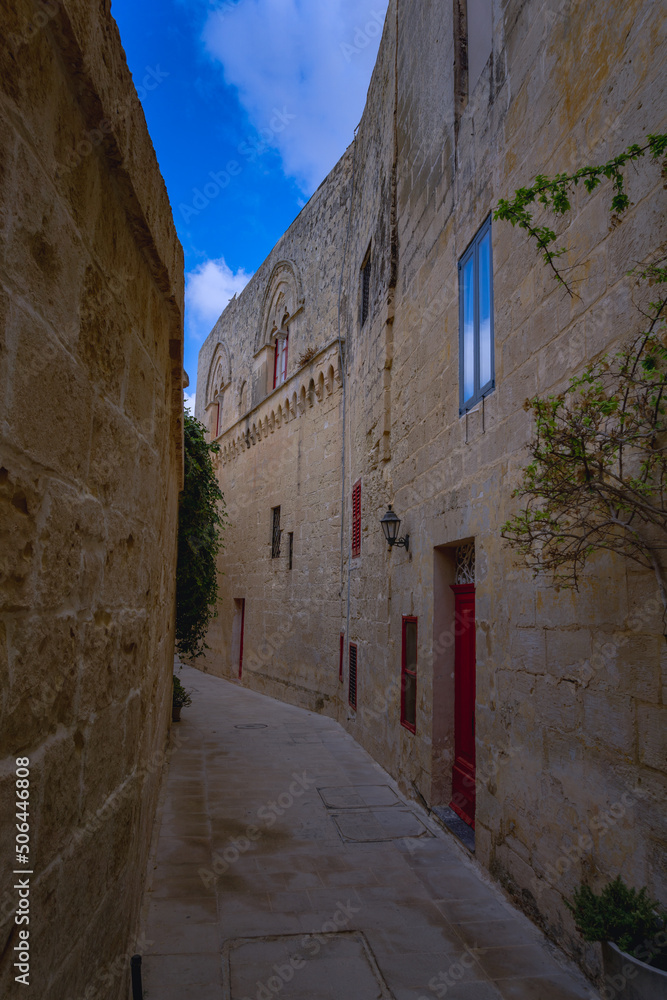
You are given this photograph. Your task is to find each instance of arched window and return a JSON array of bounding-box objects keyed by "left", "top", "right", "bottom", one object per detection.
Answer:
[{"left": 273, "top": 327, "right": 289, "bottom": 389}]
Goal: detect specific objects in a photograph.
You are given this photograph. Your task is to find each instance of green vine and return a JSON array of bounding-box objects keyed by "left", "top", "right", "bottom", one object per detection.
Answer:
[
  {"left": 494, "top": 134, "right": 667, "bottom": 293},
  {"left": 498, "top": 133, "right": 667, "bottom": 613},
  {"left": 175, "top": 412, "right": 228, "bottom": 660}
]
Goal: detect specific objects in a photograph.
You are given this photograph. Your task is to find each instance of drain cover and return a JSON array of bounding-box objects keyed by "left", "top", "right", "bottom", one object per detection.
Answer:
[
  {"left": 332, "top": 807, "right": 432, "bottom": 843},
  {"left": 223, "top": 931, "right": 395, "bottom": 999},
  {"left": 234, "top": 723, "right": 268, "bottom": 730}
]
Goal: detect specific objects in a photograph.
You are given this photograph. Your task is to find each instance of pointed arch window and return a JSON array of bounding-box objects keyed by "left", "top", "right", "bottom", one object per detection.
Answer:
[{"left": 273, "top": 333, "right": 289, "bottom": 389}]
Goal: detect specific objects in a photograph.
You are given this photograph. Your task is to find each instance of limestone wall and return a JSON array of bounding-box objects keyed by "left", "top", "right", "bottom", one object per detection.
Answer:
[
  {"left": 0, "top": 2, "right": 184, "bottom": 997},
  {"left": 198, "top": 0, "right": 667, "bottom": 983},
  {"left": 196, "top": 149, "right": 354, "bottom": 707}
]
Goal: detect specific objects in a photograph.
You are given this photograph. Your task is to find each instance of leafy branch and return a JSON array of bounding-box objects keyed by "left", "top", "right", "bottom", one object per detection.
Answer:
[
  {"left": 494, "top": 134, "right": 667, "bottom": 294},
  {"left": 502, "top": 257, "right": 667, "bottom": 612}
]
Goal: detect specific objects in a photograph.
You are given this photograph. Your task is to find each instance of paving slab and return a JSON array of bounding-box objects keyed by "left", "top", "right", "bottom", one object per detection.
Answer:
[{"left": 139, "top": 666, "right": 600, "bottom": 1000}]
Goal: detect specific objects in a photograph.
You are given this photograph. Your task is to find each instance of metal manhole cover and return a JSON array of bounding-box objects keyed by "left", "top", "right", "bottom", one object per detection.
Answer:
[
  {"left": 318, "top": 785, "right": 400, "bottom": 809},
  {"left": 223, "top": 931, "right": 395, "bottom": 999},
  {"left": 331, "top": 807, "right": 432, "bottom": 843},
  {"left": 234, "top": 723, "right": 268, "bottom": 730}
]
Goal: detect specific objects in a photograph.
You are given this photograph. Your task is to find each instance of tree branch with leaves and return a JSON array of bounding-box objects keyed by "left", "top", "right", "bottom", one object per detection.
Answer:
[{"left": 497, "top": 134, "right": 667, "bottom": 615}]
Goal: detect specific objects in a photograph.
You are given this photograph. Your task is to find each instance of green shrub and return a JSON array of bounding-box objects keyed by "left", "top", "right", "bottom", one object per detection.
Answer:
[
  {"left": 567, "top": 876, "right": 666, "bottom": 965},
  {"left": 172, "top": 675, "right": 192, "bottom": 709},
  {"left": 175, "top": 412, "right": 227, "bottom": 660}
]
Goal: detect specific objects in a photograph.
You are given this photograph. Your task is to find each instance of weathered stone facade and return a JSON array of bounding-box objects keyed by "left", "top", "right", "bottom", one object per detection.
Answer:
[
  {"left": 197, "top": 0, "right": 667, "bottom": 984},
  {"left": 0, "top": 1, "right": 184, "bottom": 997}
]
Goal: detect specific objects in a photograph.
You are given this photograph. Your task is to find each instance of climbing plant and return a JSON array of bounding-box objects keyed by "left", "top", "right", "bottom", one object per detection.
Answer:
[
  {"left": 497, "top": 134, "right": 667, "bottom": 613},
  {"left": 494, "top": 133, "right": 667, "bottom": 294},
  {"left": 176, "top": 411, "right": 228, "bottom": 660}
]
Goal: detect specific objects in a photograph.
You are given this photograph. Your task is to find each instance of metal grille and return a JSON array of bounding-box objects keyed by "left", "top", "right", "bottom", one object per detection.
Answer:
[
  {"left": 361, "top": 256, "right": 372, "bottom": 326},
  {"left": 352, "top": 480, "right": 362, "bottom": 558},
  {"left": 288, "top": 532, "right": 294, "bottom": 570},
  {"left": 348, "top": 643, "right": 358, "bottom": 709},
  {"left": 455, "top": 541, "right": 475, "bottom": 584},
  {"left": 271, "top": 506, "right": 281, "bottom": 559}
]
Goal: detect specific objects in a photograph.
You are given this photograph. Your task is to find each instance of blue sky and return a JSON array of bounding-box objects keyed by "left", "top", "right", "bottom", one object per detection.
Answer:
[{"left": 110, "top": 0, "right": 387, "bottom": 409}]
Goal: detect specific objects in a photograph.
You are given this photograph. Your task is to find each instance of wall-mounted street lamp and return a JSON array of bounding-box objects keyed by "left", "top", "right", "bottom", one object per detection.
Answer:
[{"left": 380, "top": 505, "right": 409, "bottom": 552}]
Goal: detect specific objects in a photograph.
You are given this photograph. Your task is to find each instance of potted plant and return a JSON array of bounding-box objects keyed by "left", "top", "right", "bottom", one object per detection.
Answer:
[
  {"left": 568, "top": 877, "right": 667, "bottom": 999},
  {"left": 172, "top": 675, "right": 192, "bottom": 722}
]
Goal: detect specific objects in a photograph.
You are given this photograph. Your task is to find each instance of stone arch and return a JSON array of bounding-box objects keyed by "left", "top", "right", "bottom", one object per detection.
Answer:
[
  {"left": 256, "top": 259, "right": 305, "bottom": 354},
  {"left": 308, "top": 378, "right": 315, "bottom": 407},
  {"left": 299, "top": 385, "right": 307, "bottom": 415},
  {"left": 317, "top": 371, "right": 325, "bottom": 401},
  {"left": 327, "top": 364, "right": 335, "bottom": 395},
  {"left": 205, "top": 341, "right": 232, "bottom": 405},
  {"left": 276, "top": 405, "right": 282, "bottom": 427},
  {"left": 293, "top": 390, "right": 299, "bottom": 417}
]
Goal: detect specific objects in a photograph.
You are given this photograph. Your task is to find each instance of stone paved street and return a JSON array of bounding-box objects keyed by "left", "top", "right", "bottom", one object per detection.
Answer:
[{"left": 140, "top": 667, "right": 599, "bottom": 1000}]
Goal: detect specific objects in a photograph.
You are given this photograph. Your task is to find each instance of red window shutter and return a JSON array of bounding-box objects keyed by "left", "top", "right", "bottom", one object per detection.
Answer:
[
  {"left": 339, "top": 633, "right": 344, "bottom": 682},
  {"left": 401, "top": 616, "right": 418, "bottom": 733},
  {"left": 348, "top": 643, "right": 358, "bottom": 709},
  {"left": 273, "top": 342, "right": 279, "bottom": 389},
  {"left": 282, "top": 334, "right": 289, "bottom": 382},
  {"left": 352, "top": 480, "right": 362, "bottom": 558}
]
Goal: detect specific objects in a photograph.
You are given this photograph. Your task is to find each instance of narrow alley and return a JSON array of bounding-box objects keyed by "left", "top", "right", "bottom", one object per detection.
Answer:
[{"left": 140, "top": 667, "right": 598, "bottom": 1000}]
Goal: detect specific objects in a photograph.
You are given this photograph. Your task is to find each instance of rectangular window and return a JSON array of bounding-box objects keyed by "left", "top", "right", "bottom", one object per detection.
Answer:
[
  {"left": 361, "top": 253, "right": 372, "bottom": 326},
  {"left": 401, "top": 616, "right": 418, "bottom": 733},
  {"left": 288, "top": 532, "right": 294, "bottom": 570},
  {"left": 352, "top": 480, "right": 362, "bottom": 558},
  {"left": 339, "top": 633, "right": 344, "bottom": 683},
  {"left": 459, "top": 216, "right": 494, "bottom": 414},
  {"left": 348, "top": 643, "right": 358, "bottom": 709},
  {"left": 271, "top": 506, "right": 281, "bottom": 558},
  {"left": 215, "top": 402, "right": 220, "bottom": 437}
]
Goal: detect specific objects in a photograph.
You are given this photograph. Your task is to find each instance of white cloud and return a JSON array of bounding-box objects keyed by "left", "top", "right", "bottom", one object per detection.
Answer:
[
  {"left": 203, "top": 0, "right": 388, "bottom": 193},
  {"left": 184, "top": 391, "right": 197, "bottom": 413},
  {"left": 185, "top": 257, "right": 252, "bottom": 342}
]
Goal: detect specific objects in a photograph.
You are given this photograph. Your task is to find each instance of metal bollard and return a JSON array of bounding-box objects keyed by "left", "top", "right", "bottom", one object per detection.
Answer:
[{"left": 130, "top": 955, "right": 143, "bottom": 1000}]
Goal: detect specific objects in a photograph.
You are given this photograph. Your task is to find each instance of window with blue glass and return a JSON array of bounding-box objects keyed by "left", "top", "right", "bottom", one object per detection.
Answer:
[{"left": 458, "top": 216, "right": 494, "bottom": 414}]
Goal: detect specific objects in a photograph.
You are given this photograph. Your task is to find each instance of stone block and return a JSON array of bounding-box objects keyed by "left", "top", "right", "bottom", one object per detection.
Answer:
[{"left": 637, "top": 704, "right": 667, "bottom": 771}]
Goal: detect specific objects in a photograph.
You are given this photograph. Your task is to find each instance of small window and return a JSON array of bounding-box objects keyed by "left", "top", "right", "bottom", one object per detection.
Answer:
[
  {"left": 349, "top": 643, "right": 358, "bottom": 709},
  {"left": 271, "top": 506, "right": 281, "bottom": 558},
  {"left": 352, "top": 480, "right": 362, "bottom": 558},
  {"left": 288, "top": 532, "right": 294, "bottom": 570},
  {"left": 459, "top": 216, "right": 494, "bottom": 414},
  {"left": 215, "top": 402, "right": 221, "bottom": 437},
  {"left": 401, "top": 616, "right": 417, "bottom": 732},
  {"left": 273, "top": 334, "right": 289, "bottom": 389},
  {"left": 361, "top": 252, "right": 372, "bottom": 326},
  {"left": 339, "top": 633, "right": 344, "bottom": 683}
]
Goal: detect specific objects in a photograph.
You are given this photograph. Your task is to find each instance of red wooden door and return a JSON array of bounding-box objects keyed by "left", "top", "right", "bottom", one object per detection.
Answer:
[{"left": 449, "top": 583, "right": 476, "bottom": 828}]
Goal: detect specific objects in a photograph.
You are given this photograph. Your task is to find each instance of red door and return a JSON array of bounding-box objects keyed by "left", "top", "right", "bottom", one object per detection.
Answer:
[{"left": 450, "top": 583, "right": 476, "bottom": 827}]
